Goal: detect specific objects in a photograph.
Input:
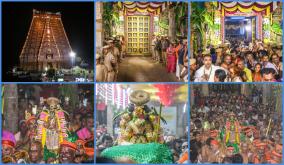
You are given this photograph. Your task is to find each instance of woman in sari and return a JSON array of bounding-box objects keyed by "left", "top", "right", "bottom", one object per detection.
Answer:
[{"left": 166, "top": 42, "right": 176, "bottom": 73}]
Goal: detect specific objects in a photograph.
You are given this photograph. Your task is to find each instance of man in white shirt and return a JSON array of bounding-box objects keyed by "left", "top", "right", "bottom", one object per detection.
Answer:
[
  {"left": 194, "top": 54, "right": 222, "bottom": 82},
  {"left": 197, "top": 104, "right": 210, "bottom": 113}
]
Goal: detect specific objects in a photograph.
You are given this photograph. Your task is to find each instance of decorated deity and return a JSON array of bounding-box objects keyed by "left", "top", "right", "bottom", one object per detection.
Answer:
[
  {"left": 220, "top": 112, "right": 245, "bottom": 153},
  {"left": 115, "top": 90, "right": 166, "bottom": 145},
  {"left": 101, "top": 89, "right": 178, "bottom": 164},
  {"left": 36, "top": 97, "right": 68, "bottom": 152}
]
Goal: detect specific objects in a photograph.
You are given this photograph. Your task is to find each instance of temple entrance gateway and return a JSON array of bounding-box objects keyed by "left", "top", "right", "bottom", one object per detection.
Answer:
[
  {"left": 126, "top": 16, "right": 150, "bottom": 55},
  {"left": 225, "top": 16, "right": 256, "bottom": 42}
]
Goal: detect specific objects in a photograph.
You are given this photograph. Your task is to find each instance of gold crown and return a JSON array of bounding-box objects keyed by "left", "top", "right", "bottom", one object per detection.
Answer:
[{"left": 46, "top": 97, "right": 60, "bottom": 106}]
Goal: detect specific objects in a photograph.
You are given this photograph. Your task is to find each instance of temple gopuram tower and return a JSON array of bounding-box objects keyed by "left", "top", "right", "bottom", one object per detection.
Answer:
[{"left": 20, "top": 9, "right": 73, "bottom": 71}]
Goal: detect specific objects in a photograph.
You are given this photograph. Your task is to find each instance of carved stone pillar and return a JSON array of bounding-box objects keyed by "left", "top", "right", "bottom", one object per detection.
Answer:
[{"left": 3, "top": 84, "right": 19, "bottom": 133}]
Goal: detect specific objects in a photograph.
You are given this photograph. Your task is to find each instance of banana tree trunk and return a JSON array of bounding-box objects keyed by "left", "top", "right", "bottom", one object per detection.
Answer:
[{"left": 168, "top": 7, "right": 176, "bottom": 41}]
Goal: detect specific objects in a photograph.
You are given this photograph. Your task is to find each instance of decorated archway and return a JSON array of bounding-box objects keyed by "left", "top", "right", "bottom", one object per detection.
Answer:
[{"left": 217, "top": 1, "right": 280, "bottom": 43}]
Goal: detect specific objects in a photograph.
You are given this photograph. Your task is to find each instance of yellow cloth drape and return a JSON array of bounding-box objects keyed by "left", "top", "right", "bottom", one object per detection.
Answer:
[
  {"left": 222, "top": 5, "right": 271, "bottom": 16},
  {"left": 55, "top": 112, "right": 64, "bottom": 144},
  {"left": 126, "top": 7, "right": 160, "bottom": 14},
  {"left": 41, "top": 112, "right": 49, "bottom": 147}
]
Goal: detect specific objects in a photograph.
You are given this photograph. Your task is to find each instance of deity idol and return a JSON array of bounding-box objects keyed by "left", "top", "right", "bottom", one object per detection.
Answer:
[
  {"left": 36, "top": 97, "right": 68, "bottom": 152},
  {"left": 114, "top": 90, "right": 166, "bottom": 145},
  {"left": 221, "top": 112, "right": 245, "bottom": 153}
]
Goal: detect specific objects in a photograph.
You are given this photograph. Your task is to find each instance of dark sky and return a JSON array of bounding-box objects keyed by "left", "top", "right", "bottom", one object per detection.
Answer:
[{"left": 2, "top": 2, "right": 94, "bottom": 72}]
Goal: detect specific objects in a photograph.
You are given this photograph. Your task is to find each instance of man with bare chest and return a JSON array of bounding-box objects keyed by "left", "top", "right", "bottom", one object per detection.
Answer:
[
  {"left": 200, "top": 139, "right": 224, "bottom": 163},
  {"left": 240, "top": 142, "right": 253, "bottom": 163}
]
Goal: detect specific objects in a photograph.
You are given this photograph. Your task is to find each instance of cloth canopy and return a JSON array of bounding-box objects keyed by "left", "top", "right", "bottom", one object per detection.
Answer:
[
  {"left": 219, "top": 2, "right": 279, "bottom": 16},
  {"left": 118, "top": 2, "right": 166, "bottom": 15}
]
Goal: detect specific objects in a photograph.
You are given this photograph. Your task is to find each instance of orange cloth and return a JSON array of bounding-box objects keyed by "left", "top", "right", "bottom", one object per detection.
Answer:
[
  {"left": 60, "top": 140, "right": 77, "bottom": 151},
  {"left": 253, "top": 155, "right": 260, "bottom": 164},
  {"left": 253, "top": 73, "right": 262, "bottom": 82},
  {"left": 2, "top": 140, "right": 15, "bottom": 148},
  {"left": 175, "top": 44, "right": 182, "bottom": 59},
  {"left": 256, "top": 142, "right": 267, "bottom": 147},
  {"left": 265, "top": 151, "right": 271, "bottom": 161},
  {"left": 177, "top": 151, "right": 188, "bottom": 164},
  {"left": 210, "top": 140, "right": 219, "bottom": 146},
  {"left": 271, "top": 150, "right": 282, "bottom": 158}
]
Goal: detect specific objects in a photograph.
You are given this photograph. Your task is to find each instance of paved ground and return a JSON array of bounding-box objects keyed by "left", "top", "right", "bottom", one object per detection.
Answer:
[{"left": 117, "top": 57, "right": 179, "bottom": 82}]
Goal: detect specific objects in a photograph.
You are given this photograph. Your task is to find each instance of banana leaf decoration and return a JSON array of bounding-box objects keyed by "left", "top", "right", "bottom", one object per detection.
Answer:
[
  {"left": 43, "top": 145, "right": 57, "bottom": 161},
  {"left": 240, "top": 133, "right": 246, "bottom": 142},
  {"left": 226, "top": 142, "right": 239, "bottom": 154},
  {"left": 113, "top": 103, "right": 134, "bottom": 121},
  {"left": 158, "top": 20, "right": 169, "bottom": 30},
  {"left": 113, "top": 110, "right": 128, "bottom": 121},
  {"left": 271, "top": 23, "right": 282, "bottom": 35},
  {"left": 66, "top": 130, "right": 79, "bottom": 143},
  {"left": 151, "top": 107, "right": 167, "bottom": 125},
  {"left": 219, "top": 128, "right": 225, "bottom": 141}
]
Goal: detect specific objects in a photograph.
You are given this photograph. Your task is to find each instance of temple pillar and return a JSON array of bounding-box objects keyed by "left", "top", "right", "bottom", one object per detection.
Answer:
[
  {"left": 276, "top": 85, "right": 282, "bottom": 118},
  {"left": 262, "top": 84, "right": 271, "bottom": 105},
  {"left": 3, "top": 84, "right": 19, "bottom": 133},
  {"left": 190, "top": 85, "right": 194, "bottom": 106},
  {"left": 176, "top": 104, "right": 187, "bottom": 137},
  {"left": 96, "top": 2, "right": 104, "bottom": 53},
  {"left": 107, "top": 105, "right": 114, "bottom": 136},
  {"left": 241, "top": 84, "right": 250, "bottom": 96},
  {"left": 201, "top": 84, "right": 209, "bottom": 96},
  {"left": 221, "top": 15, "right": 225, "bottom": 43}
]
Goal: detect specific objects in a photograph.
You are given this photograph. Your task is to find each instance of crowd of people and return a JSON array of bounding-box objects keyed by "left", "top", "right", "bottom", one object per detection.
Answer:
[
  {"left": 96, "top": 123, "right": 189, "bottom": 164},
  {"left": 151, "top": 35, "right": 188, "bottom": 82},
  {"left": 190, "top": 87, "right": 282, "bottom": 163},
  {"left": 2, "top": 97, "right": 94, "bottom": 164},
  {"left": 96, "top": 35, "right": 188, "bottom": 82},
  {"left": 190, "top": 39, "right": 282, "bottom": 82}
]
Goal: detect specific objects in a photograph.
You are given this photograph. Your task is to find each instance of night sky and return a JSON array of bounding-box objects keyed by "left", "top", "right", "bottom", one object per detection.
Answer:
[{"left": 2, "top": 2, "right": 94, "bottom": 73}]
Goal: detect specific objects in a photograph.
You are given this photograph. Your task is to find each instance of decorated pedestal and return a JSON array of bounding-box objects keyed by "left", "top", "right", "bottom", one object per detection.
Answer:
[{"left": 101, "top": 143, "right": 173, "bottom": 164}]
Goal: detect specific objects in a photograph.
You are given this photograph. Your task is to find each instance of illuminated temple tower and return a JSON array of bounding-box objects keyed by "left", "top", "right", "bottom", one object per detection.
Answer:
[{"left": 20, "top": 9, "right": 73, "bottom": 71}]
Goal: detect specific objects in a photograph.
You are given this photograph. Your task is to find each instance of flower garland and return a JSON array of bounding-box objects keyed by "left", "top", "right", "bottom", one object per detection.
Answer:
[
  {"left": 225, "top": 121, "right": 240, "bottom": 144},
  {"left": 36, "top": 110, "right": 67, "bottom": 148},
  {"left": 36, "top": 111, "right": 49, "bottom": 147}
]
